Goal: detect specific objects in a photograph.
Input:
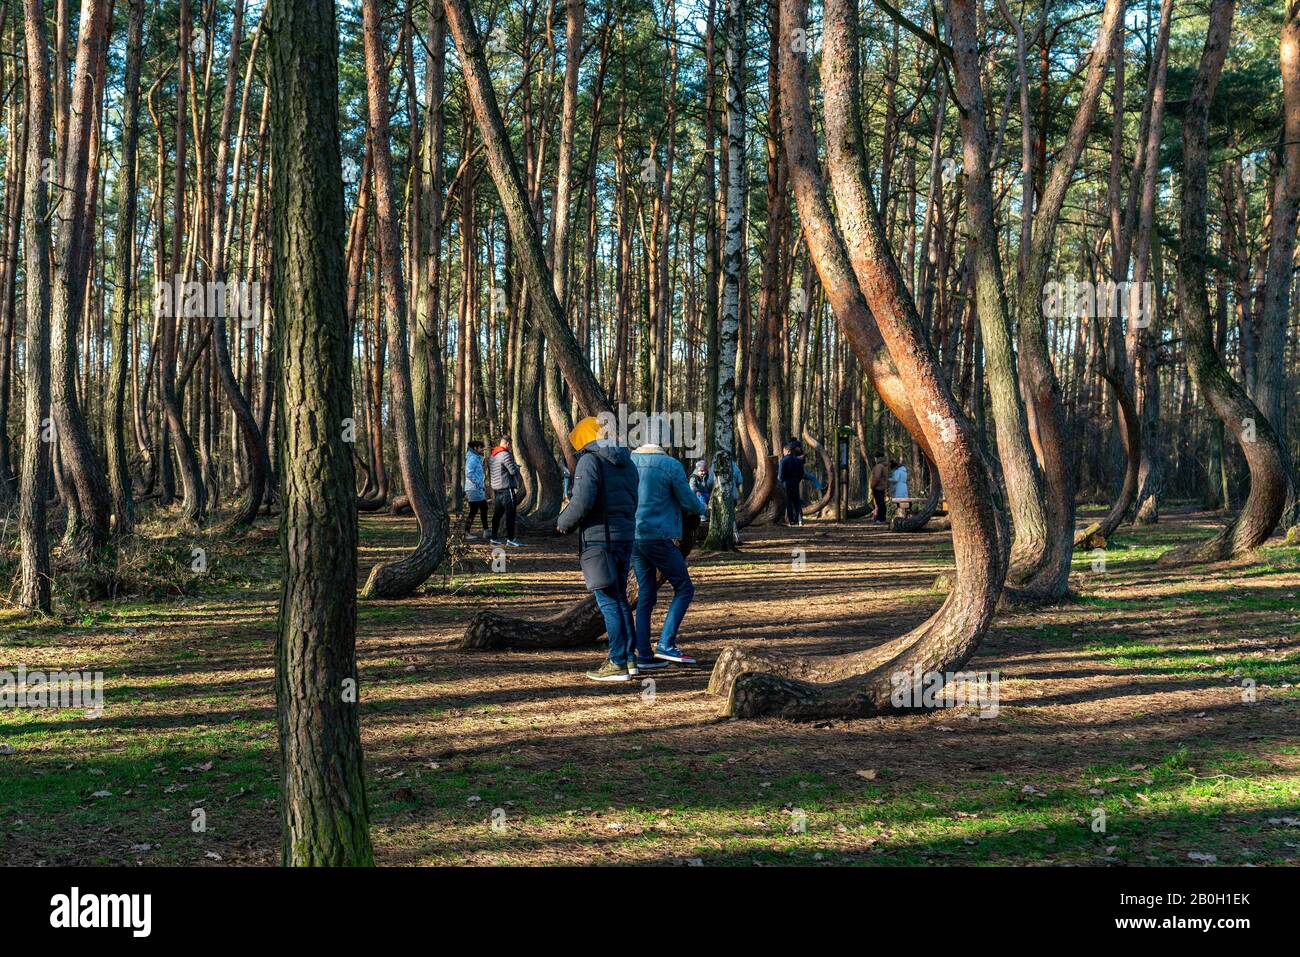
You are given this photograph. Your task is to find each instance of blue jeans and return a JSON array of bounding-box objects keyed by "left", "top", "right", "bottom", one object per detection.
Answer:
[
  {"left": 592, "top": 540, "right": 636, "bottom": 665},
  {"left": 632, "top": 539, "right": 695, "bottom": 658}
]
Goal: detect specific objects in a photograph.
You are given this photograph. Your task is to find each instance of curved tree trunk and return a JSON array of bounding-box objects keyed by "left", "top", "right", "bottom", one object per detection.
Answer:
[
  {"left": 443, "top": 0, "right": 707, "bottom": 648},
  {"left": 947, "top": 0, "right": 1046, "bottom": 585},
  {"left": 736, "top": 411, "right": 775, "bottom": 525},
  {"left": 1159, "top": 0, "right": 1286, "bottom": 566},
  {"left": 705, "top": 0, "right": 1006, "bottom": 720},
  {"left": 360, "top": 0, "right": 448, "bottom": 599},
  {"left": 892, "top": 465, "right": 941, "bottom": 532},
  {"left": 516, "top": 323, "right": 562, "bottom": 523},
  {"left": 799, "top": 428, "right": 834, "bottom": 517}
]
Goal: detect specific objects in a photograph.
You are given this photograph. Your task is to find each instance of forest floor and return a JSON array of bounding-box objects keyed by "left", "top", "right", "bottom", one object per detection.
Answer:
[{"left": 2, "top": 506, "right": 1299, "bottom": 866}]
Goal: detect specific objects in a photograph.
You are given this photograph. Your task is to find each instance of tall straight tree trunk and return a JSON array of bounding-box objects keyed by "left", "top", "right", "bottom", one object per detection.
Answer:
[
  {"left": 107, "top": 0, "right": 144, "bottom": 536},
  {"left": 948, "top": 0, "right": 1046, "bottom": 580},
  {"left": 19, "top": 0, "right": 53, "bottom": 612},
  {"left": 1257, "top": 1, "right": 1300, "bottom": 530},
  {"left": 162, "top": 0, "right": 208, "bottom": 526},
  {"left": 209, "top": 0, "right": 271, "bottom": 528},
  {"left": 1129, "top": 0, "right": 1175, "bottom": 526},
  {"left": 443, "top": 0, "right": 607, "bottom": 414},
  {"left": 702, "top": 0, "right": 720, "bottom": 464},
  {"left": 413, "top": 2, "right": 447, "bottom": 496},
  {"left": 1159, "top": 0, "right": 1287, "bottom": 564},
  {"left": 360, "top": 0, "right": 448, "bottom": 599},
  {"left": 269, "top": 0, "right": 373, "bottom": 866},
  {"left": 49, "top": 0, "right": 114, "bottom": 553},
  {"left": 1004, "top": 0, "right": 1123, "bottom": 597},
  {"left": 702, "top": 0, "right": 745, "bottom": 551},
  {"left": 0, "top": 34, "right": 26, "bottom": 508}
]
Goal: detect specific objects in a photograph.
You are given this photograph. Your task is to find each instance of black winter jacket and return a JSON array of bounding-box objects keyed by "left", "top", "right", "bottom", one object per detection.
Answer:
[
  {"left": 778, "top": 452, "right": 806, "bottom": 486},
  {"left": 556, "top": 443, "right": 639, "bottom": 544}
]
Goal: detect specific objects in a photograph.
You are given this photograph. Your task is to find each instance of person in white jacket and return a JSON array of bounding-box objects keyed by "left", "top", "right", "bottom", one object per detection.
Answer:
[{"left": 464, "top": 440, "right": 488, "bottom": 538}]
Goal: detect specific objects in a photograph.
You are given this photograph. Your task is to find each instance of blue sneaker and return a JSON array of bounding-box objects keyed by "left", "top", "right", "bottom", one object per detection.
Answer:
[
  {"left": 634, "top": 656, "right": 671, "bottom": 670},
  {"left": 654, "top": 646, "right": 697, "bottom": 665}
]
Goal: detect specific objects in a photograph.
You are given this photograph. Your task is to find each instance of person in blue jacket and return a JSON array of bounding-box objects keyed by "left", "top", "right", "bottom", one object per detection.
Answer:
[
  {"left": 630, "top": 424, "right": 709, "bottom": 666},
  {"left": 463, "top": 440, "right": 489, "bottom": 538}
]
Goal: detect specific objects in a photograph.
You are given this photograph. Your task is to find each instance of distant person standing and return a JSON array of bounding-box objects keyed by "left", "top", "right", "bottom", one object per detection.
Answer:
[
  {"left": 869, "top": 453, "right": 889, "bottom": 524},
  {"left": 690, "top": 458, "right": 711, "bottom": 509},
  {"left": 557, "top": 417, "right": 641, "bottom": 682},
  {"left": 631, "top": 426, "right": 708, "bottom": 667},
  {"left": 889, "top": 459, "right": 910, "bottom": 504},
  {"left": 463, "top": 440, "right": 488, "bottom": 538},
  {"left": 778, "top": 440, "right": 806, "bottom": 526},
  {"left": 489, "top": 436, "right": 524, "bottom": 547}
]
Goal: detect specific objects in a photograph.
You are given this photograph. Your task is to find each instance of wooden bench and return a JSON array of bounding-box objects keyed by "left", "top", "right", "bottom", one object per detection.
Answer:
[{"left": 893, "top": 496, "right": 950, "bottom": 517}]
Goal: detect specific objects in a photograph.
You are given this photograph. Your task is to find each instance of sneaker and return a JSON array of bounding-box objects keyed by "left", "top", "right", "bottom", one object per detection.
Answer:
[
  {"left": 489, "top": 537, "right": 505, "bottom": 545},
  {"left": 506, "top": 539, "right": 525, "bottom": 548},
  {"left": 655, "top": 646, "right": 697, "bottom": 665},
  {"left": 634, "top": 656, "right": 670, "bottom": 670},
  {"left": 586, "top": 659, "right": 631, "bottom": 682},
  {"left": 626, "top": 659, "right": 640, "bottom": 677}
]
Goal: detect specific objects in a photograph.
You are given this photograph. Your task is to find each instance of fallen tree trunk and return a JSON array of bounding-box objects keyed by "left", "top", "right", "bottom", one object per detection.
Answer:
[{"left": 458, "top": 514, "right": 700, "bottom": 649}]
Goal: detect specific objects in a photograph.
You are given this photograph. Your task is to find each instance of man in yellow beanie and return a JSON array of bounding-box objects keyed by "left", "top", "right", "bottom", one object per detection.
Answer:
[{"left": 557, "top": 416, "right": 644, "bottom": 681}]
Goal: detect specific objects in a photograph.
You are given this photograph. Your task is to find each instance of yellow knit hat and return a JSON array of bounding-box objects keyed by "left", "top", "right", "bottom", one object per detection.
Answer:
[{"left": 569, "top": 415, "right": 604, "bottom": 451}]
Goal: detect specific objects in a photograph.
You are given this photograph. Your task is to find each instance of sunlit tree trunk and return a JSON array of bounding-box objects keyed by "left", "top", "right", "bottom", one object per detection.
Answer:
[
  {"left": 359, "top": 0, "right": 448, "bottom": 599},
  {"left": 50, "top": 0, "right": 115, "bottom": 551},
  {"left": 703, "top": 0, "right": 745, "bottom": 551},
  {"left": 107, "top": 0, "right": 144, "bottom": 537},
  {"left": 269, "top": 0, "right": 373, "bottom": 866},
  {"left": 19, "top": 0, "right": 53, "bottom": 613},
  {"left": 706, "top": 0, "right": 1006, "bottom": 720}
]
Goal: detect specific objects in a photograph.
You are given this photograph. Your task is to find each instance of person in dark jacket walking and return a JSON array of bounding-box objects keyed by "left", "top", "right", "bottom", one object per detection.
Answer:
[
  {"left": 489, "top": 436, "right": 523, "bottom": 546},
  {"left": 778, "top": 440, "right": 807, "bottom": 526},
  {"left": 557, "top": 417, "right": 641, "bottom": 682}
]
